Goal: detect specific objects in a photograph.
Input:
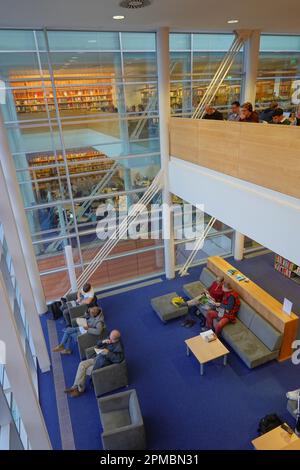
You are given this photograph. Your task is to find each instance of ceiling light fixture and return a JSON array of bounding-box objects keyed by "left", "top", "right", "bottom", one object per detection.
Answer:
[
  {"left": 113, "top": 15, "right": 125, "bottom": 20},
  {"left": 227, "top": 19, "right": 239, "bottom": 24},
  {"left": 88, "top": 39, "right": 97, "bottom": 43}
]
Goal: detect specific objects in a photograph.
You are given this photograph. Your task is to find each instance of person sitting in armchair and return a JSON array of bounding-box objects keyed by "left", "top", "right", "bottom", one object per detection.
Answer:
[
  {"left": 53, "top": 306, "right": 105, "bottom": 355},
  {"left": 61, "top": 283, "right": 98, "bottom": 327},
  {"left": 206, "top": 282, "right": 240, "bottom": 336},
  {"left": 64, "top": 330, "right": 124, "bottom": 398}
]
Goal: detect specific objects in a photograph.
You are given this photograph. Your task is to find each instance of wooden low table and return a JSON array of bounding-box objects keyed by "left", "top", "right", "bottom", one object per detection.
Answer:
[
  {"left": 252, "top": 424, "right": 300, "bottom": 450},
  {"left": 185, "top": 334, "right": 229, "bottom": 376}
]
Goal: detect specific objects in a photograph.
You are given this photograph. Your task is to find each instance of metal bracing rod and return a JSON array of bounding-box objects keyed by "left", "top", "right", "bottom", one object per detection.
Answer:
[
  {"left": 192, "top": 38, "right": 241, "bottom": 118},
  {"left": 192, "top": 35, "right": 242, "bottom": 118},
  {"left": 75, "top": 176, "right": 163, "bottom": 287},
  {"left": 192, "top": 36, "right": 244, "bottom": 119},
  {"left": 77, "top": 174, "right": 161, "bottom": 263},
  {"left": 197, "top": 50, "right": 242, "bottom": 119},
  {"left": 179, "top": 217, "right": 216, "bottom": 276},
  {"left": 73, "top": 183, "right": 162, "bottom": 292},
  {"left": 179, "top": 217, "right": 215, "bottom": 275},
  {"left": 68, "top": 171, "right": 163, "bottom": 293},
  {"left": 74, "top": 178, "right": 162, "bottom": 288},
  {"left": 192, "top": 38, "right": 243, "bottom": 119}
]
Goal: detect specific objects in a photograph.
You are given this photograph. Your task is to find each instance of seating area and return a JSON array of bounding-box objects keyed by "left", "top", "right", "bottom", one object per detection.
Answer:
[
  {"left": 182, "top": 266, "right": 284, "bottom": 368},
  {"left": 38, "top": 252, "right": 300, "bottom": 451}
]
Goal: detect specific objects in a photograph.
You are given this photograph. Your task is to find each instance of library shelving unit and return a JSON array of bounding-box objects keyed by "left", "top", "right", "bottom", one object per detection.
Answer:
[
  {"left": 274, "top": 254, "right": 300, "bottom": 284},
  {"left": 27, "top": 147, "right": 115, "bottom": 187},
  {"left": 12, "top": 81, "right": 115, "bottom": 114}
]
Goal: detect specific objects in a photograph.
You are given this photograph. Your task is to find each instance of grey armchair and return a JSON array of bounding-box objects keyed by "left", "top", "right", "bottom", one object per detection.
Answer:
[
  {"left": 92, "top": 359, "right": 129, "bottom": 397},
  {"left": 77, "top": 326, "right": 108, "bottom": 360},
  {"left": 69, "top": 304, "right": 88, "bottom": 327},
  {"left": 98, "top": 389, "right": 146, "bottom": 450}
]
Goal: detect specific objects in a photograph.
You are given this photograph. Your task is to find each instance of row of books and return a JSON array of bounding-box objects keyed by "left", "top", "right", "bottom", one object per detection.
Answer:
[
  {"left": 274, "top": 262, "right": 293, "bottom": 278},
  {"left": 274, "top": 255, "right": 295, "bottom": 270}
]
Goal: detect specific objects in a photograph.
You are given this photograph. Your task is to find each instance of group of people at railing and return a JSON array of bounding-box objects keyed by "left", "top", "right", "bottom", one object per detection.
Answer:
[{"left": 203, "top": 100, "right": 300, "bottom": 126}]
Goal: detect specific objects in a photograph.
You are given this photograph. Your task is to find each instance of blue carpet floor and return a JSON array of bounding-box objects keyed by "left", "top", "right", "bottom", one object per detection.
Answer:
[{"left": 39, "top": 252, "right": 300, "bottom": 450}]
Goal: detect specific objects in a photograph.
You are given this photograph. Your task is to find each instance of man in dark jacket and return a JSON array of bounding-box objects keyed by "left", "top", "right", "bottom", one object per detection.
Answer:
[
  {"left": 65, "top": 330, "right": 124, "bottom": 398},
  {"left": 203, "top": 105, "right": 223, "bottom": 120}
]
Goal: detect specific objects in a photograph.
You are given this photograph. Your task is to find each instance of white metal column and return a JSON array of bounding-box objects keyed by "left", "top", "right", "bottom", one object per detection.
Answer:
[
  {"left": 236, "top": 30, "right": 261, "bottom": 258},
  {"left": 0, "top": 271, "right": 52, "bottom": 450},
  {"left": 234, "top": 231, "right": 245, "bottom": 261},
  {"left": 0, "top": 111, "right": 47, "bottom": 315},
  {"left": 0, "top": 161, "right": 50, "bottom": 372},
  {"left": 157, "top": 27, "right": 175, "bottom": 279}
]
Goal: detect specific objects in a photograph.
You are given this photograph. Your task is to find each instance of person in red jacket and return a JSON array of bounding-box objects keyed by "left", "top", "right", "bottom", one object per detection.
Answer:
[
  {"left": 182, "top": 276, "right": 224, "bottom": 328},
  {"left": 206, "top": 282, "right": 240, "bottom": 335}
]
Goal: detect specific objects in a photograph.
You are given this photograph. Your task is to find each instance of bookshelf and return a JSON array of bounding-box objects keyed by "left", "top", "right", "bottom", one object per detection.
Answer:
[
  {"left": 274, "top": 255, "right": 300, "bottom": 284},
  {"left": 28, "top": 147, "right": 115, "bottom": 188},
  {"left": 13, "top": 83, "right": 115, "bottom": 114}
]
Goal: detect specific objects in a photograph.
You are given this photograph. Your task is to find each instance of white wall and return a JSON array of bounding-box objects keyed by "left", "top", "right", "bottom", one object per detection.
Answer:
[{"left": 169, "top": 157, "right": 300, "bottom": 266}]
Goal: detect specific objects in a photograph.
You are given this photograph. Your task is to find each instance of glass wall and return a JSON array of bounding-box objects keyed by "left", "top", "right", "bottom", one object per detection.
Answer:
[
  {"left": 0, "top": 30, "right": 161, "bottom": 299},
  {"left": 170, "top": 33, "right": 244, "bottom": 118},
  {"left": 257, "top": 34, "right": 300, "bottom": 113}
]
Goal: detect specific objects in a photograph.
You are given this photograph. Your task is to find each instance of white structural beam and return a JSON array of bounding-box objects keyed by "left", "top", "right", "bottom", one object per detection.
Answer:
[
  {"left": 0, "top": 162, "right": 50, "bottom": 372},
  {"left": 0, "top": 111, "right": 47, "bottom": 314},
  {"left": 169, "top": 158, "right": 300, "bottom": 267},
  {"left": 0, "top": 271, "right": 52, "bottom": 450},
  {"left": 157, "top": 27, "right": 175, "bottom": 279},
  {"left": 241, "top": 30, "right": 261, "bottom": 105}
]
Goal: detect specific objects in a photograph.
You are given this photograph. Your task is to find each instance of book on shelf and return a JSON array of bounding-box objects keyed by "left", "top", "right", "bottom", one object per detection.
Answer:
[{"left": 274, "top": 254, "right": 299, "bottom": 280}]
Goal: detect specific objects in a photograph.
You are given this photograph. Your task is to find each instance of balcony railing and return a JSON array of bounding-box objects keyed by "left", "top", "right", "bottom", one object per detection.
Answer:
[{"left": 170, "top": 118, "right": 300, "bottom": 200}]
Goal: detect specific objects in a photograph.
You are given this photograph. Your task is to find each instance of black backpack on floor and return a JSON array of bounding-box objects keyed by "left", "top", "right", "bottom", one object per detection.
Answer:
[
  {"left": 257, "top": 414, "right": 283, "bottom": 435},
  {"left": 48, "top": 301, "right": 62, "bottom": 320}
]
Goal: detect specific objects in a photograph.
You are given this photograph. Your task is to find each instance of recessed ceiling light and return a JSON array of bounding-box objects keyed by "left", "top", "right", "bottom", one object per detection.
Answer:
[
  {"left": 88, "top": 39, "right": 97, "bottom": 43},
  {"left": 113, "top": 15, "right": 125, "bottom": 20},
  {"left": 227, "top": 19, "right": 239, "bottom": 24}
]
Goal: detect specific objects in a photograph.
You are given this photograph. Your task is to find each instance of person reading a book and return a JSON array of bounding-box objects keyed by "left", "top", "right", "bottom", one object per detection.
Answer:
[
  {"left": 182, "top": 277, "right": 224, "bottom": 328},
  {"left": 53, "top": 306, "right": 105, "bottom": 355},
  {"left": 61, "top": 283, "right": 98, "bottom": 326},
  {"left": 187, "top": 276, "right": 224, "bottom": 308},
  {"left": 64, "top": 330, "right": 124, "bottom": 398},
  {"left": 205, "top": 282, "right": 240, "bottom": 336}
]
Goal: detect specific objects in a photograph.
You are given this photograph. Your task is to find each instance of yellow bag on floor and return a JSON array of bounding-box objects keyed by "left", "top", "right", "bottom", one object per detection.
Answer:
[{"left": 171, "top": 296, "right": 186, "bottom": 307}]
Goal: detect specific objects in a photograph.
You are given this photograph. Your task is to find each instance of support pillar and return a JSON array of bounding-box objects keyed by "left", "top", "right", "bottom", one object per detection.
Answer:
[
  {"left": 0, "top": 271, "right": 52, "bottom": 449},
  {"left": 0, "top": 111, "right": 47, "bottom": 314},
  {"left": 241, "top": 30, "right": 261, "bottom": 104},
  {"left": 157, "top": 27, "right": 175, "bottom": 279},
  {"left": 0, "top": 161, "right": 50, "bottom": 371},
  {"left": 65, "top": 245, "right": 77, "bottom": 293},
  {"left": 234, "top": 231, "right": 245, "bottom": 261}
]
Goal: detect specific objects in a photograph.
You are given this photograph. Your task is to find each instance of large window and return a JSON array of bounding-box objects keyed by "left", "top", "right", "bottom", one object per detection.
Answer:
[
  {"left": 169, "top": 33, "right": 244, "bottom": 118},
  {"left": 0, "top": 30, "right": 161, "bottom": 300},
  {"left": 256, "top": 35, "right": 300, "bottom": 111}
]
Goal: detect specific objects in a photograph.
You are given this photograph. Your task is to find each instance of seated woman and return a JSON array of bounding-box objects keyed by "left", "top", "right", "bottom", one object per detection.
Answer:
[
  {"left": 61, "top": 283, "right": 98, "bottom": 326},
  {"left": 187, "top": 276, "right": 224, "bottom": 307},
  {"left": 182, "top": 276, "right": 224, "bottom": 328},
  {"left": 206, "top": 282, "right": 240, "bottom": 336}
]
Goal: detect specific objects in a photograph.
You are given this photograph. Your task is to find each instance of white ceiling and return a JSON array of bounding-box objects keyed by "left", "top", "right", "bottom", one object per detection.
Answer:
[{"left": 0, "top": 0, "right": 300, "bottom": 34}]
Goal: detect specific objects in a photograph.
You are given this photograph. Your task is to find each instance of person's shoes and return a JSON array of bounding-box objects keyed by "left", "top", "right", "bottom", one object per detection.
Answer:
[
  {"left": 69, "top": 388, "right": 84, "bottom": 398},
  {"left": 60, "top": 349, "right": 72, "bottom": 355},
  {"left": 286, "top": 390, "right": 300, "bottom": 401},
  {"left": 181, "top": 319, "right": 189, "bottom": 327},
  {"left": 53, "top": 345, "right": 64, "bottom": 352},
  {"left": 64, "top": 386, "right": 75, "bottom": 394},
  {"left": 185, "top": 320, "right": 196, "bottom": 328}
]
